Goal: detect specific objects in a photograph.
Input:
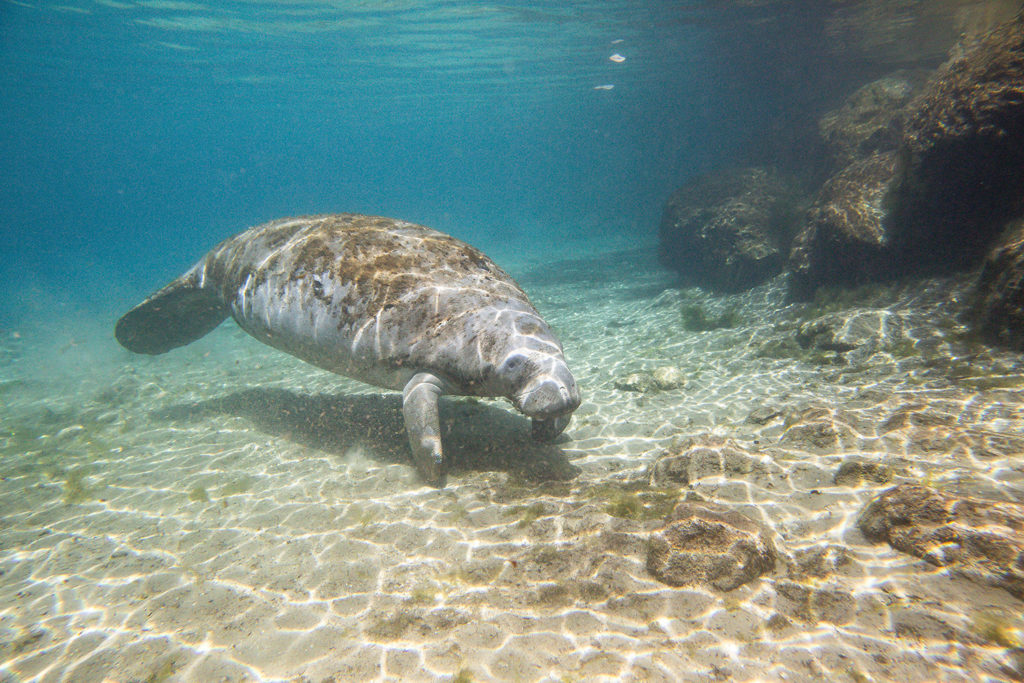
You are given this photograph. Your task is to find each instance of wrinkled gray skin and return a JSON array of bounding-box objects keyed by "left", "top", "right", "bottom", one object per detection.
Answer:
[{"left": 115, "top": 214, "right": 581, "bottom": 486}]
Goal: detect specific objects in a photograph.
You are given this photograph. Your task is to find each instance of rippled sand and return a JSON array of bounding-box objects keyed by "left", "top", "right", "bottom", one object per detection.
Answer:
[{"left": 2, "top": 248, "right": 1023, "bottom": 682}]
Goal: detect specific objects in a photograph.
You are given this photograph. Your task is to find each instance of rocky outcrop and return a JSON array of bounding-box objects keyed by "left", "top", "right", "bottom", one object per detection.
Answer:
[
  {"left": 647, "top": 500, "right": 777, "bottom": 591},
  {"left": 787, "top": 152, "right": 898, "bottom": 299},
  {"left": 818, "top": 71, "right": 927, "bottom": 171},
  {"left": 858, "top": 484, "right": 1024, "bottom": 600},
  {"left": 974, "top": 219, "right": 1024, "bottom": 350},
  {"left": 886, "top": 10, "right": 1024, "bottom": 274},
  {"left": 783, "top": 12, "right": 1024, "bottom": 301},
  {"left": 658, "top": 167, "right": 799, "bottom": 293}
]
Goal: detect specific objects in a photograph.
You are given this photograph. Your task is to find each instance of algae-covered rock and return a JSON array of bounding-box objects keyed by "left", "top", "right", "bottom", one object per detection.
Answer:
[
  {"left": 818, "top": 70, "right": 927, "bottom": 170},
  {"left": 858, "top": 483, "right": 1024, "bottom": 600},
  {"left": 833, "top": 459, "right": 893, "bottom": 487},
  {"left": 795, "top": 309, "right": 906, "bottom": 362},
  {"left": 646, "top": 500, "right": 777, "bottom": 591},
  {"left": 787, "top": 152, "right": 898, "bottom": 300}
]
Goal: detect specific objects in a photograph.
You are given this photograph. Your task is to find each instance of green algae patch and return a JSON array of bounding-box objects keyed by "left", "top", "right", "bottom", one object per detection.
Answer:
[
  {"left": 188, "top": 485, "right": 210, "bottom": 502},
  {"left": 583, "top": 482, "right": 679, "bottom": 521},
  {"left": 62, "top": 466, "right": 95, "bottom": 504},
  {"left": 506, "top": 501, "right": 547, "bottom": 528}
]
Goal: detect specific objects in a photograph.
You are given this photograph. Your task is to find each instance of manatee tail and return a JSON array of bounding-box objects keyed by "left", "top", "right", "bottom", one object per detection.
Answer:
[{"left": 115, "top": 270, "right": 228, "bottom": 355}]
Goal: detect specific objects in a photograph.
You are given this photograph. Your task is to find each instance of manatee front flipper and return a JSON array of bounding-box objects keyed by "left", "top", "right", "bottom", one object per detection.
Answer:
[
  {"left": 115, "top": 270, "right": 228, "bottom": 355},
  {"left": 402, "top": 372, "right": 448, "bottom": 487},
  {"left": 531, "top": 415, "right": 570, "bottom": 442}
]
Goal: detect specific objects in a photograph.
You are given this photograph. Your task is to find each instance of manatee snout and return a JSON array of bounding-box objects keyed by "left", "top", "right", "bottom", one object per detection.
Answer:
[
  {"left": 516, "top": 363, "right": 580, "bottom": 442},
  {"left": 519, "top": 375, "right": 580, "bottom": 418}
]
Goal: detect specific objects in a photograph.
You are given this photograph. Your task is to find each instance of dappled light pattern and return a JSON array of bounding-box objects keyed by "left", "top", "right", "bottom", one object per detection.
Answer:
[{"left": 2, "top": 250, "right": 1024, "bottom": 681}]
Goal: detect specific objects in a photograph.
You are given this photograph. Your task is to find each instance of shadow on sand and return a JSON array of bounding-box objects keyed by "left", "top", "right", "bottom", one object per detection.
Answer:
[{"left": 154, "top": 387, "right": 580, "bottom": 483}]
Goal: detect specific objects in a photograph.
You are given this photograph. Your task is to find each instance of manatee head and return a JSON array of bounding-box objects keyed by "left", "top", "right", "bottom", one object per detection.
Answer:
[{"left": 489, "top": 310, "right": 581, "bottom": 441}]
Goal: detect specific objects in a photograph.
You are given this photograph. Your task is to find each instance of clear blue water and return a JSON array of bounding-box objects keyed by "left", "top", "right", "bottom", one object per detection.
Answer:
[
  {"left": 1, "top": 0, "right": 964, "bottom": 326},
  {"left": 2, "top": 2, "right": 707, "bottom": 320},
  {"left": 0, "top": 0, "right": 987, "bottom": 323}
]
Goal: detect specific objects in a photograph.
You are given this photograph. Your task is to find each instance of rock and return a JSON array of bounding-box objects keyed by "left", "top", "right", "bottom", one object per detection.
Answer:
[
  {"left": 648, "top": 437, "right": 781, "bottom": 489},
  {"left": 887, "top": 11, "right": 1024, "bottom": 274},
  {"left": 818, "top": 71, "right": 927, "bottom": 170},
  {"left": 95, "top": 373, "right": 141, "bottom": 406},
  {"left": 787, "top": 151, "right": 898, "bottom": 300},
  {"left": 789, "top": 545, "right": 853, "bottom": 580},
  {"left": 857, "top": 483, "right": 1024, "bottom": 600},
  {"left": 779, "top": 408, "right": 853, "bottom": 452},
  {"left": 658, "top": 167, "right": 800, "bottom": 293},
  {"left": 614, "top": 367, "right": 684, "bottom": 394},
  {"left": 795, "top": 309, "right": 906, "bottom": 362},
  {"left": 646, "top": 500, "right": 777, "bottom": 591},
  {"left": 746, "top": 406, "right": 782, "bottom": 425},
  {"left": 973, "top": 219, "right": 1024, "bottom": 350},
  {"left": 650, "top": 366, "right": 685, "bottom": 391},
  {"left": 834, "top": 459, "right": 893, "bottom": 487},
  {"left": 613, "top": 373, "right": 652, "bottom": 393},
  {"left": 774, "top": 580, "right": 856, "bottom": 625}
]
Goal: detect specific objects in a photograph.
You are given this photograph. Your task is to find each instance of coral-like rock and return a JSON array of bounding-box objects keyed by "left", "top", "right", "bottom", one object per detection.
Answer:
[
  {"left": 646, "top": 501, "right": 777, "bottom": 591},
  {"left": 858, "top": 483, "right": 1024, "bottom": 600}
]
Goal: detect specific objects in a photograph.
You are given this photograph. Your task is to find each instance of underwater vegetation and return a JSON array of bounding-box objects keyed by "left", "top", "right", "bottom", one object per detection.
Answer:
[
  {"left": 591, "top": 482, "right": 679, "bottom": 521},
  {"left": 505, "top": 501, "right": 547, "bottom": 528},
  {"left": 188, "top": 485, "right": 210, "bottom": 502},
  {"left": 62, "top": 466, "right": 94, "bottom": 504},
  {"left": 500, "top": 480, "right": 679, "bottom": 527}
]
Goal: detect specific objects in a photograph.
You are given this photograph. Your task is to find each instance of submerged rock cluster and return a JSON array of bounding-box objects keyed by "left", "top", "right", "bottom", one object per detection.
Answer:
[{"left": 659, "top": 9, "right": 1024, "bottom": 348}]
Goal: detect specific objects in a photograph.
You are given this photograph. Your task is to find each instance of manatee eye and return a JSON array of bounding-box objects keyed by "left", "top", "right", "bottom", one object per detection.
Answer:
[{"left": 499, "top": 353, "right": 531, "bottom": 381}]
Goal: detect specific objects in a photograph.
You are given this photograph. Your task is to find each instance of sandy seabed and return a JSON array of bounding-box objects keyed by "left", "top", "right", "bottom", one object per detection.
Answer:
[{"left": 1, "top": 247, "right": 1023, "bottom": 682}]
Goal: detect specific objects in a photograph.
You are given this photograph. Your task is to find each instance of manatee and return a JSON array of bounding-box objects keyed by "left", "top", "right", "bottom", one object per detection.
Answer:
[{"left": 115, "top": 214, "right": 581, "bottom": 486}]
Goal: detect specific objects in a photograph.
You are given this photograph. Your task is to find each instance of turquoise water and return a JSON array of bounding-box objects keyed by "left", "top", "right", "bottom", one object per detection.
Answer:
[
  {"left": 1, "top": 0, "right": 970, "bottom": 324},
  {"left": 1, "top": 1, "right": 717, "bottom": 322}
]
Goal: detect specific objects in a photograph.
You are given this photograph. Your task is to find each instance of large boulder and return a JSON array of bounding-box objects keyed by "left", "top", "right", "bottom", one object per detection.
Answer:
[
  {"left": 818, "top": 70, "right": 927, "bottom": 171},
  {"left": 886, "top": 10, "right": 1024, "bottom": 273},
  {"left": 858, "top": 483, "right": 1024, "bottom": 600},
  {"left": 787, "top": 151, "right": 898, "bottom": 299},
  {"left": 973, "top": 218, "right": 1024, "bottom": 350},
  {"left": 658, "top": 167, "right": 800, "bottom": 293}
]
